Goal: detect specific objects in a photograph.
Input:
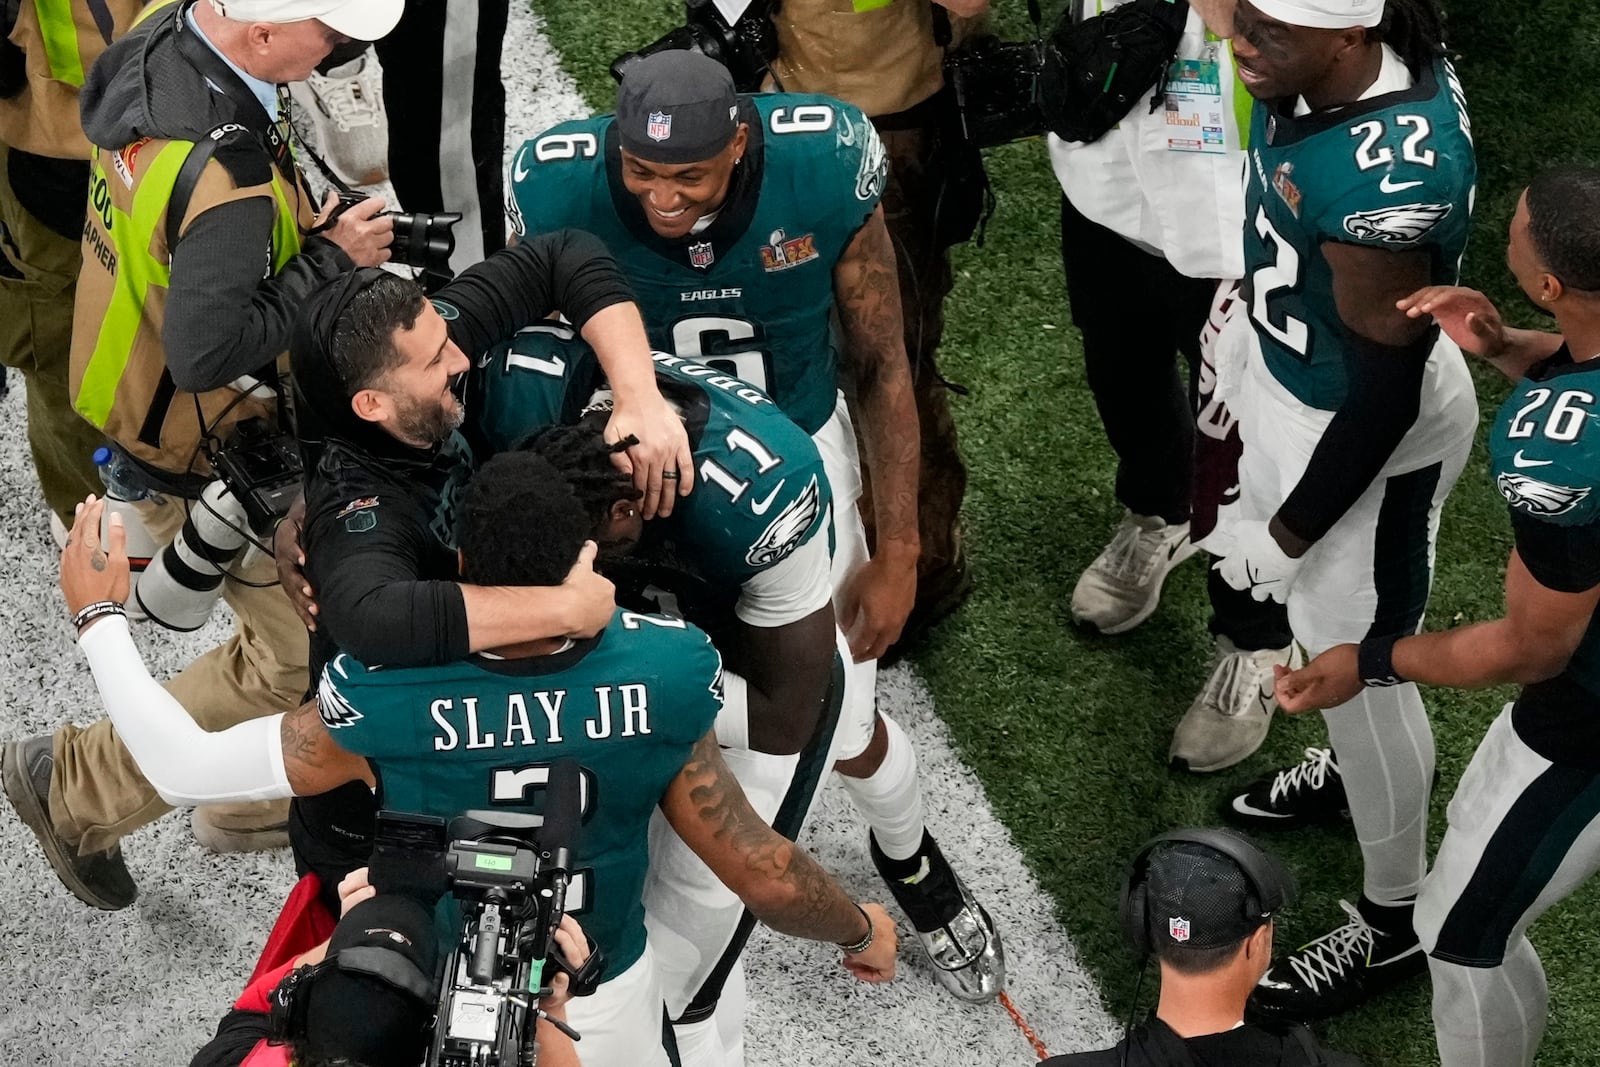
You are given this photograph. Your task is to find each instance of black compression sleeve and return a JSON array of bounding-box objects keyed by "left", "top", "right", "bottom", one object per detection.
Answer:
[
  {"left": 435, "top": 228, "right": 636, "bottom": 357},
  {"left": 1511, "top": 511, "right": 1600, "bottom": 593},
  {"left": 1275, "top": 332, "right": 1431, "bottom": 546}
]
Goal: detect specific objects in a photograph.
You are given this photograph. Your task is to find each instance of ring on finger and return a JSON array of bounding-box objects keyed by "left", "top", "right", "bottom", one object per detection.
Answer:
[{"left": 661, "top": 470, "right": 680, "bottom": 481}]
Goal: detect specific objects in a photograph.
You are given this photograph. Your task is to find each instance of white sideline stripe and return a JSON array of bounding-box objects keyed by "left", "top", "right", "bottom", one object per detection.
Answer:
[{"left": 0, "top": 8, "right": 1117, "bottom": 1063}]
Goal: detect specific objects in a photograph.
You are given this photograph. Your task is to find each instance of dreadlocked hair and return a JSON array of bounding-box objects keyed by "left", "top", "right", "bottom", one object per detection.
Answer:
[
  {"left": 457, "top": 452, "right": 593, "bottom": 588},
  {"left": 1372, "top": 0, "right": 1449, "bottom": 68},
  {"left": 519, "top": 421, "right": 644, "bottom": 535}
]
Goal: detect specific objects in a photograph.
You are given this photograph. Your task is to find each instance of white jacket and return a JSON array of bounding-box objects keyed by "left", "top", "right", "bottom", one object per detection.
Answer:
[{"left": 1048, "top": 0, "right": 1249, "bottom": 280}]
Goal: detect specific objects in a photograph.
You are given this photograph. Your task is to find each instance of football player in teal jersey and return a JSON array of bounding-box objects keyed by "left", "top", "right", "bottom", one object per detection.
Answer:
[
  {"left": 469, "top": 324, "right": 1004, "bottom": 1059},
  {"left": 1191, "top": 0, "right": 1478, "bottom": 1020},
  {"left": 54, "top": 453, "right": 899, "bottom": 1067},
  {"left": 1278, "top": 167, "right": 1600, "bottom": 1067},
  {"left": 505, "top": 50, "right": 1004, "bottom": 1035}
]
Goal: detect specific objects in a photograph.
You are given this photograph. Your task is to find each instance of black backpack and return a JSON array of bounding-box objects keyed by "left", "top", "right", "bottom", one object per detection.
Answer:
[{"left": 1041, "top": 0, "right": 1193, "bottom": 144}]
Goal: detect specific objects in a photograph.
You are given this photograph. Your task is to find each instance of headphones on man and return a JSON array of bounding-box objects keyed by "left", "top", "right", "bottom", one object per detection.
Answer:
[{"left": 1118, "top": 828, "right": 1293, "bottom": 959}]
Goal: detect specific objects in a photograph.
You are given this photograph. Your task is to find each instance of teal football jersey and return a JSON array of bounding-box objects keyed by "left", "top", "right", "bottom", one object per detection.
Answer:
[
  {"left": 468, "top": 324, "right": 832, "bottom": 591},
  {"left": 1489, "top": 351, "right": 1600, "bottom": 696},
  {"left": 316, "top": 609, "right": 724, "bottom": 973},
  {"left": 1240, "top": 55, "right": 1476, "bottom": 409},
  {"left": 506, "top": 93, "right": 887, "bottom": 435}
]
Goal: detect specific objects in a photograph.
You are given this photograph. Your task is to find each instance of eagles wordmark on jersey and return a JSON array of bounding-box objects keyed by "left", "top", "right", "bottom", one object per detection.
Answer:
[
  {"left": 1242, "top": 56, "right": 1476, "bottom": 409},
  {"left": 506, "top": 93, "right": 885, "bottom": 436}
]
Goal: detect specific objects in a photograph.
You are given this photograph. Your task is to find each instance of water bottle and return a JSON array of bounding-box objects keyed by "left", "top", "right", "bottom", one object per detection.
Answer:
[{"left": 92, "top": 447, "right": 162, "bottom": 608}]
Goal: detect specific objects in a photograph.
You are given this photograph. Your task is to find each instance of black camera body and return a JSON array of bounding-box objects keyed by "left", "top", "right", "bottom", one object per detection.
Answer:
[
  {"left": 371, "top": 761, "right": 603, "bottom": 1067},
  {"left": 945, "top": 36, "right": 1049, "bottom": 149},
  {"left": 610, "top": 0, "right": 777, "bottom": 92},
  {"left": 211, "top": 417, "right": 302, "bottom": 533},
  {"left": 333, "top": 191, "right": 462, "bottom": 293}
]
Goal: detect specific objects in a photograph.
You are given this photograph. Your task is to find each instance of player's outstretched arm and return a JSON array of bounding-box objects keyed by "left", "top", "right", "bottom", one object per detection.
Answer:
[
  {"left": 63, "top": 498, "right": 369, "bottom": 806},
  {"left": 833, "top": 206, "right": 920, "bottom": 661},
  {"left": 661, "top": 732, "right": 898, "bottom": 981},
  {"left": 1397, "top": 285, "right": 1564, "bottom": 381},
  {"left": 1277, "top": 549, "right": 1600, "bottom": 711}
]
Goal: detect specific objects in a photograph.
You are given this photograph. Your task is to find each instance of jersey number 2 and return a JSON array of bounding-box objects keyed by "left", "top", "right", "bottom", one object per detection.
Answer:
[{"left": 1249, "top": 206, "right": 1310, "bottom": 359}]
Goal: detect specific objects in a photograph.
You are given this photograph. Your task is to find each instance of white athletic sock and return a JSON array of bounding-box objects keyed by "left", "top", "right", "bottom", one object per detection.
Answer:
[
  {"left": 1321, "top": 681, "right": 1435, "bottom": 903},
  {"left": 836, "top": 713, "right": 925, "bottom": 861},
  {"left": 1431, "top": 938, "right": 1548, "bottom": 1067}
]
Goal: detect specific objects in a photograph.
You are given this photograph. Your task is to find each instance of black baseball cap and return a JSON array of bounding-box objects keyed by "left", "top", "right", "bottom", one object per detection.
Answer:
[
  {"left": 298, "top": 895, "right": 440, "bottom": 1066},
  {"left": 1143, "top": 837, "right": 1292, "bottom": 951},
  {"left": 615, "top": 50, "right": 740, "bottom": 165}
]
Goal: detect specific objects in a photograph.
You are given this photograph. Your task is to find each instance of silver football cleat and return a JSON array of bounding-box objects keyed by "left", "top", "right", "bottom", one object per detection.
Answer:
[{"left": 871, "top": 829, "right": 1006, "bottom": 1002}]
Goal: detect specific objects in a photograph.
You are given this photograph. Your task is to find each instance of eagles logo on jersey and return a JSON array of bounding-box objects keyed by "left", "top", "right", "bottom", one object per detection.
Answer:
[
  {"left": 1341, "top": 202, "right": 1454, "bottom": 245},
  {"left": 317, "top": 655, "right": 365, "bottom": 730},
  {"left": 1495, "top": 472, "right": 1592, "bottom": 518},
  {"left": 747, "top": 475, "right": 822, "bottom": 567}
]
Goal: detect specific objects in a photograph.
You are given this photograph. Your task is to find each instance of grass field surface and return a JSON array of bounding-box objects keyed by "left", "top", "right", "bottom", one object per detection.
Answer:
[{"left": 533, "top": 2, "right": 1600, "bottom": 1063}]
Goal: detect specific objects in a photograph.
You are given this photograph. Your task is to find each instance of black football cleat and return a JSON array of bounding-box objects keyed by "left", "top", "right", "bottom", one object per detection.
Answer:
[
  {"left": 871, "top": 828, "right": 1005, "bottom": 1003},
  {"left": 1225, "top": 746, "right": 1351, "bottom": 830},
  {"left": 1249, "top": 898, "right": 1427, "bottom": 1023}
]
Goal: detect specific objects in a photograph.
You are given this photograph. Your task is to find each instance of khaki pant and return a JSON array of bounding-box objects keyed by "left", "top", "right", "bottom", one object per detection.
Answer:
[
  {"left": 0, "top": 141, "right": 106, "bottom": 524},
  {"left": 50, "top": 493, "right": 309, "bottom": 853}
]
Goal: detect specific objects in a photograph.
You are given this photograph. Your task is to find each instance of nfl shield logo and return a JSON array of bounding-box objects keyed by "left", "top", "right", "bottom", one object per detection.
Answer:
[
  {"left": 647, "top": 110, "right": 672, "bottom": 142},
  {"left": 688, "top": 241, "right": 715, "bottom": 269},
  {"left": 1168, "top": 917, "right": 1191, "bottom": 943}
]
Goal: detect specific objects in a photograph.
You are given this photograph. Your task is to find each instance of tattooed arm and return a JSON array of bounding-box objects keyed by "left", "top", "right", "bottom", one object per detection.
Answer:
[
  {"left": 832, "top": 206, "right": 921, "bottom": 662},
  {"left": 280, "top": 700, "right": 377, "bottom": 796},
  {"left": 660, "top": 732, "right": 899, "bottom": 980}
]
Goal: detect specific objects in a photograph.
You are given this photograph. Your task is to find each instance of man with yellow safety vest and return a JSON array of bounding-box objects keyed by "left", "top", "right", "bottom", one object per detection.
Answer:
[
  {"left": 1, "top": 0, "right": 401, "bottom": 912},
  {"left": 0, "top": 0, "right": 145, "bottom": 529}
]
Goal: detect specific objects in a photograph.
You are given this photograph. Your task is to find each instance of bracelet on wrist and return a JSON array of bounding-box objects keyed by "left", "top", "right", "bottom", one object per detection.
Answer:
[
  {"left": 838, "top": 903, "right": 874, "bottom": 955},
  {"left": 1357, "top": 634, "right": 1405, "bottom": 688},
  {"left": 72, "top": 600, "right": 126, "bottom": 634}
]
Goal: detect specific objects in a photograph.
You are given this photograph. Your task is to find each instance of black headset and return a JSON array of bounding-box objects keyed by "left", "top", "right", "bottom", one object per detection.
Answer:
[{"left": 1119, "top": 828, "right": 1294, "bottom": 960}]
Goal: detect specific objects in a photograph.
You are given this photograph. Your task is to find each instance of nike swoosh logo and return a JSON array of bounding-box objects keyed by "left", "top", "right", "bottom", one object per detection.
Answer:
[
  {"left": 1231, "top": 797, "right": 1293, "bottom": 820},
  {"left": 1513, "top": 450, "right": 1554, "bottom": 468},
  {"left": 749, "top": 479, "right": 786, "bottom": 516},
  {"left": 899, "top": 856, "right": 933, "bottom": 886},
  {"left": 512, "top": 150, "right": 531, "bottom": 182},
  {"left": 1379, "top": 175, "right": 1424, "bottom": 193}
]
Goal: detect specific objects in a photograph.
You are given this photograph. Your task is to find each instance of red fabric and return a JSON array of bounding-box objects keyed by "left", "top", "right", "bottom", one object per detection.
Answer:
[
  {"left": 235, "top": 959, "right": 298, "bottom": 1014},
  {"left": 238, "top": 1036, "right": 292, "bottom": 1067},
  {"left": 247, "top": 873, "right": 338, "bottom": 986}
]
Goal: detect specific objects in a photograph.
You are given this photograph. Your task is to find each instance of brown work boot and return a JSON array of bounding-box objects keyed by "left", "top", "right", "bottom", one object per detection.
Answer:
[
  {"left": 2, "top": 736, "right": 137, "bottom": 910},
  {"left": 191, "top": 799, "right": 292, "bottom": 853}
]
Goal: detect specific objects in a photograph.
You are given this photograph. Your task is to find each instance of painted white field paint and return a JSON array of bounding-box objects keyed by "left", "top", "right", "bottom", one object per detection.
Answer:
[{"left": 0, "top": 8, "right": 1118, "bottom": 1063}]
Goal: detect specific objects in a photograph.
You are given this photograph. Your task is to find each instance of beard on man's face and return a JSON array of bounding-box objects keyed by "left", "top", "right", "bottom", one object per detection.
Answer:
[{"left": 392, "top": 391, "right": 466, "bottom": 446}]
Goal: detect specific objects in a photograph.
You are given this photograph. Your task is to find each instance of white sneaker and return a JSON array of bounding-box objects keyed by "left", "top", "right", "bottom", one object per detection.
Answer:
[
  {"left": 1169, "top": 636, "right": 1302, "bottom": 773},
  {"left": 1070, "top": 511, "right": 1197, "bottom": 634},
  {"left": 289, "top": 51, "right": 390, "bottom": 186}
]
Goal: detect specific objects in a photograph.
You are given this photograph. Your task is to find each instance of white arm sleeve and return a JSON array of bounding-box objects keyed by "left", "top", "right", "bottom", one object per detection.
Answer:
[
  {"left": 734, "top": 531, "right": 833, "bottom": 628},
  {"left": 76, "top": 616, "right": 292, "bottom": 807}
]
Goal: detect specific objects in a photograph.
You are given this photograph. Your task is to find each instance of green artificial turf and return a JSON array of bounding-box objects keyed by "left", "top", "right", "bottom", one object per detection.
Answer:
[{"left": 528, "top": 3, "right": 1600, "bottom": 1061}]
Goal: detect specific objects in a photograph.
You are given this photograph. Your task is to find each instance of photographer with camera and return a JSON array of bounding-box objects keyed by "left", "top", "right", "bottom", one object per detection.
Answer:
[
  {"left": 0, "top": 0, "right": 147, "bottom": 531},
  {"left": 190, "top": 864, "right": 592, "bottom": 1067},
  {"left": 59, "top": 456, "right": 896, "bottom": 1066},
  {"left": 2, "top": 0, "right": 406, "bottom": 913}
]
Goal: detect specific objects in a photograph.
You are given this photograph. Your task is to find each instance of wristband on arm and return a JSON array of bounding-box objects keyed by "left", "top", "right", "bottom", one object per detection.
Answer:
[{"left": 1358, "top": 634, "right": 1406, "bottom": 688}]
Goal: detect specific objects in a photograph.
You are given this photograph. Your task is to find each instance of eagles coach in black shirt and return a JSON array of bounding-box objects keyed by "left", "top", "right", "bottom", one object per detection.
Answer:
[
  {"left": 275, "top": 231, "right": 691, "bottom": 907},
  {"left": 1047, "top": 831, "right": 1363, "bottom": 1067}
]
